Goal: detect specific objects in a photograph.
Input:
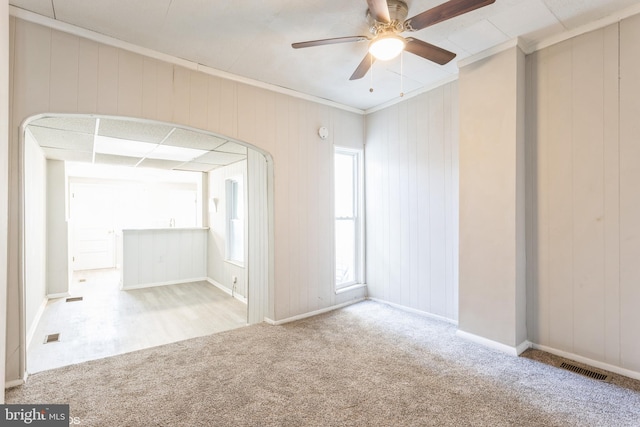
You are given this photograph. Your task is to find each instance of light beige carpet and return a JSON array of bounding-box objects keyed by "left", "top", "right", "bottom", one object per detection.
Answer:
[{"left": 7, "top": 300, "right": 640, "bottom": 426}]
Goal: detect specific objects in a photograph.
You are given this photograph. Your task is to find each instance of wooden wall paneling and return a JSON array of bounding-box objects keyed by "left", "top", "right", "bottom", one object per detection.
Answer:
[
  {"left": 141, "top": 58, "right": 158, "bottom": 120},
  {"left": 602, "top": 23, "right": 621, "bottom": 366},
  {"left": 429, "top": 87, "right": 447, "bottom": 316},
  {"left": 117, "top": 50, "right": 143, "bottom": 118},
  {"left": 443, "top": 83, "right": 455, "bottom": 319},
  {"left": 297, "top": 101, "right": 310, "bottom": 315},
  {"left": 172, "top": 67, "right": 190, "bottom": 126},
  {"left": 571, "top": 30, "right": 606, "bottom": 361},
  {"left": 415, "top": 94, "right": 431, "bottom": 313},
  {"left": 364, "top": 110, "right": 381, "bottom": 296},
  {"left": 305, "top": 102, "right": 320, "bottom": 312},
  {"left": 137, "top": 231, "right": 154, "bottom": 286},
  {"left": 206, "top": 76, "right": 222, "bottom": 135},
  {"left": 219, "top": 81, "right": 238, "bottom": 139},
  {"left": 96, "top": 45, "right": 118, "bottom": 114},
  {"left": 236, "top": 84, "right": 256, "bottom": 144},
  {"left": 397, "top": 100, "right": 410, "bottom": 306},
  {"left": 165, "top": 229, "right": 181, "bottom": 281},
  {"left": 619, "top": 13, "right": 640, "bottom": 372},
  {"left": 406, "top": 98, "right": 419, "bottom": 307},
  {"left": 545, "top": 41, "right": 574, "bottom": 352},
  {"left": 122, "top": 232, "right": 139, "bottom": 288},
  {"left": 77, "top": 39, "right": 99, "bottom": 114},
  {"left": 151, "top": 230, "right": 168, "bottom": 284},
  {"left": 273, "top": 95, "right": 291, "bottom": 319},
  {"left": 526, "top": 50, "right": 543, "bottom": 344},
  {"left": 12, "top": 21, "right": 51, "bottom": 121},
  {"left": 189, "top": 71, "right": 208, "bottom": 130},
  {"left": 49, "top": 31, "right": 79, "bottom": 113},
  {"left": 387, "top": 105, "right": 401, "bottom": 304},
  {"left": 154, "top": 61, "right": 174, "bottom": 124},
  {"left": 450, "top": 81, "right": 460, "bottom": 320}
]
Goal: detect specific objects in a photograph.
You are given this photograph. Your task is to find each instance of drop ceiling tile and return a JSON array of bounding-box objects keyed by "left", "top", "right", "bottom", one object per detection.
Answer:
[
  {"left": 215, "top": 142, "right": 248, "bottom": 155},
  {"left": 163, "top": 128, "right": 228, "bottom": 151},
  {"left": 447, "top": 20, "right": 510, "bottom": 55},
  {"left": 28, "top": 126, "right": 94, "bottom": 152},
  {"left": 173, "top": 162, "right": 221, "bottom": 172},
  {"left": 193, "top": 151, "right": 246, "bottom": 166},
  {"left": 137, "top": 158, "right": 185, "bottom": 170},
  {"left": 489, "top": 1, "right": 565, "bottom": 39},
  {"left": 94, "top": 153, "right": 141, "bottom": 167},
  {"left": 29, "top": 116, "right": 96, "bottom": 134},
  {"left": 98, "top": 119, "right": 174, "bottom": 143},
  {"left": 40, "top": 147, "right": 93, "bottom": 163},
  {"left": 543, "top": 0, "right": 640, "bottom": 30}
]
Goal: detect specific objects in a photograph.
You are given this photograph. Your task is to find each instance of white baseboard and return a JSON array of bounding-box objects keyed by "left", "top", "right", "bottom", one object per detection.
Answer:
[
  {"left": 26, "top": 298, "right": 48, "bottom": 351},
  {"left": 121, "top": 277, "right": 208, "bottom": 291},
  {"left": 456, "top": 329, "right": 531, "bottom": 356},
  {"left": 46, "top": 292, "right": 70, "bottom": 299},
  {"left": 367, "top": 298, "right": 458, "bottom": 325},
  {"left": 264, "top": 298, "right": 365, "bottom": 326},
  {"left": 206, "top": 278, "right": 248, "bottom": 304},
  {"left": 5, "top": 377, "right": 26, "bottom": 390},
  {"left": 531, "top": 343, "right": 640, "bottom": 381}
]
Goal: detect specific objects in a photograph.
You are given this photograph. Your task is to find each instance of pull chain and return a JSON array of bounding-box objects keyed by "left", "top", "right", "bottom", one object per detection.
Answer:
[
  {"left": 400, "top": 51, "right": 404, "bottom": 98},
  {"left": 369, "top": 53, "right": 374, "bottom": 93}
]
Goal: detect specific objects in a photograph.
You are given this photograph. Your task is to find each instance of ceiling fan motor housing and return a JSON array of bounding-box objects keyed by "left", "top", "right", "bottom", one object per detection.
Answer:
[{"left": 368, "top": 0, "right": 409, "bottom": 35}]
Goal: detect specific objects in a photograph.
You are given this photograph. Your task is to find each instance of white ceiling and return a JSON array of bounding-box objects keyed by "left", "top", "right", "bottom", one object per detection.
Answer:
[{"left": 9, "top": 0, "right": 640, "bottom": 111}]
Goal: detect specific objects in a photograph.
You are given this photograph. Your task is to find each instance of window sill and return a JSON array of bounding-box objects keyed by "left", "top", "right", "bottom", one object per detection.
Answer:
[{"left": 335, "top": 283, "right": 367, "bottom": 295}]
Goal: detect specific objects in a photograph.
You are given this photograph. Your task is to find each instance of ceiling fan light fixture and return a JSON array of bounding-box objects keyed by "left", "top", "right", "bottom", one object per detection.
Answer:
[{"left": 369, "top": 35, "right": 406, "bottom": 61}]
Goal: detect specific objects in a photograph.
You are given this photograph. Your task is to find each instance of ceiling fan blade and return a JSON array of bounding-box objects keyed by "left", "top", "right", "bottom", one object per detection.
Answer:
[
  {"left": 350, "top": 53, "right": 376, "bottom": 80},
  {"left": 405, "top": 0, "right": 495, "bottom": 31},
  {"left": 292, "top": 36, "right": 368, "bottom": 49},
  {"left": 405, "top": 38, "right": 456, "bottom": 65},
  {"left": 367, "top": 0, "right": 391, "bottom": 23}
]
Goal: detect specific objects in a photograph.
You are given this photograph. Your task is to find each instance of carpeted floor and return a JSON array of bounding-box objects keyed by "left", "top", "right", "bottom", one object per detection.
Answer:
[{"left": 6, "top": 300, "right": 640, "bottom": 426}]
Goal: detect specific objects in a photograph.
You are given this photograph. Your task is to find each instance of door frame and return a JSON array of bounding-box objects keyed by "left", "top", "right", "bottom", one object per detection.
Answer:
[{"left": 17, "top": 113, "right": 275, "bottom": 379}]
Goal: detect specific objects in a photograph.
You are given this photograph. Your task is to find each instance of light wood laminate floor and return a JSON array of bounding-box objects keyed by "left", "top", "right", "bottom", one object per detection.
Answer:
[{"left": 28, "top": 269, "right": 247, "bottom": 373}]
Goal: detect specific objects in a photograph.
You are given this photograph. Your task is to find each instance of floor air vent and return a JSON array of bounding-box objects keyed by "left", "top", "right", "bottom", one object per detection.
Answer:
[
  {"left": 66, "top": 296, "right": 83, "bottom": 302},
  {"left": 44, "top": 333, "right": 60, "bottom": 344},
  {"left": 560, "top": 362, "right": 608, "bottom": 381}
]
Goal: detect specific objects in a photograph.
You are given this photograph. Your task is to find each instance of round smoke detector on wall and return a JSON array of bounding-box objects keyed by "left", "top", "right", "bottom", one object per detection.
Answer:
[{"left": 318, "top": 126, "right": 329, "bottom": 140}]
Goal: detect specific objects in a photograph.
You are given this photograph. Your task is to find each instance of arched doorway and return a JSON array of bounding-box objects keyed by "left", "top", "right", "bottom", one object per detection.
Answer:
[{"left": 19, "top": 114, "right": 273, "bottom": 374}]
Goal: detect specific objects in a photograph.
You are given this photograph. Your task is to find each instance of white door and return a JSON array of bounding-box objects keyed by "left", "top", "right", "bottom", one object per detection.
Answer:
[{"left": 70, "top": 183, "right": 117, "bottom": 271}]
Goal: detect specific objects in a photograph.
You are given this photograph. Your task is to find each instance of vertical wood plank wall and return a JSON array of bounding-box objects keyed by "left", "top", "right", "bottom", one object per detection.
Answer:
[
  {"left": 7, "top": 18, "right": 366, "bottom": 382},
  {"left": 207, "top": 160, "right": 248, "bottom": 298},
  {"left": 365, "top": 82, "right": 459, "bottom": 322},
  {"left": 527, "top": 15, "right": 640, "bottom": 373}
]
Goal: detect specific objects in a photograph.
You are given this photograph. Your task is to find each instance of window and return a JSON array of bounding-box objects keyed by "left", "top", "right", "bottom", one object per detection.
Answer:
[
  {"left": 226, "top": 177, "right": 244, "bottom": 265},
  {"left": 335, "top": 147, "right": 363, "bottom": 289}
]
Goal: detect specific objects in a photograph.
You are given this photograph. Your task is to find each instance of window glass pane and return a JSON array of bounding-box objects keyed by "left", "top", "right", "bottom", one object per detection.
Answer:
[
  {"left": 335, "top": 219, "right": 355, "bottom": 285},
  {"left": 334, "top": 153, "right": 354, "bottom": 218}
]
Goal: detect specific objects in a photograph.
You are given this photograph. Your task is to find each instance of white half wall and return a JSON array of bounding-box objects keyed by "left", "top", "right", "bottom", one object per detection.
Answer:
[{"left": 365, "top": 82, "right": 459, "bottom": 322}]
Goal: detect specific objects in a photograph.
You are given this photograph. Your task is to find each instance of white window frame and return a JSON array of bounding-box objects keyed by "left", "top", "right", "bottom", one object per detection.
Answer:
[{"left": 334, "top": 147, "right": 364, "bottom": 290}]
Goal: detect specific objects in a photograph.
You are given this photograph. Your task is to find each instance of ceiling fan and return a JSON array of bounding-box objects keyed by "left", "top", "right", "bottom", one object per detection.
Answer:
[{"left": 292, "top": 0, "right": 496, "bottom": 80}]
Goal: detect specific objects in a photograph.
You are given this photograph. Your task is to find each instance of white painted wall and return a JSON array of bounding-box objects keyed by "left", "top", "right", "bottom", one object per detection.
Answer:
[
  {"left": 207, "top": 160, "right": 247, "bottom": 299},
  {"left": 458, "top": 45, "right": 527, "bottom": 350},
  {"left": 1, "top": 0, "right": 10, "bottom": 400},
  {"left": 527, "top": 15, "right": 640, "bottom": 374},
  {"left": 23, "top": 129, "right": 47, "bottom": 346},
  {"left": 365, "top": 82, "right": 459, "bottom": 322},
  {"left": 6, "top": 18, "right": 366, "bottom": 382},
  {"left": 121, "top": 228, "right": 207, "bottom": 289},
  {"left": 46, "top": 159, "right": 69, "bottom": 296}
]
